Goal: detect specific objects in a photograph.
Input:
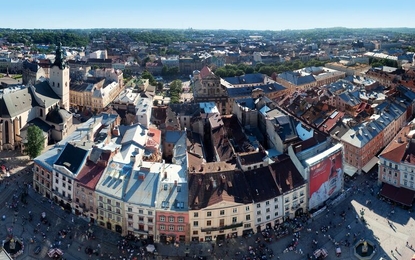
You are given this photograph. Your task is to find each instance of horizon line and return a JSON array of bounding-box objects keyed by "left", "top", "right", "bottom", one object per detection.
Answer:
[{"left": 0, "top": 26, "right": 414, "bottom": 32}]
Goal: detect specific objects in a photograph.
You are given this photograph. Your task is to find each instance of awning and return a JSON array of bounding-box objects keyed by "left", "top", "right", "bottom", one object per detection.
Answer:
[
  {"left": 362, "top": 157, "right": 379, "bottom": 173},
  {"left": 380, "top": 183, "right": 415, "bottom": 206},
  {"left": 343, "top": 163, "right": 358, "bottom": 177}
]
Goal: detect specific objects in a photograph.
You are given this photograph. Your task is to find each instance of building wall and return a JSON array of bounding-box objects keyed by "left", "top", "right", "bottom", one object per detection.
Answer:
[
  {"left": 50, "top": 66, "right": 70, "bottom": 109},
  {"left": 96, "top": 193, "right": 126, "bottom": 235},
  {"left": 33, "top": 163, "right": 53, "bottom": 198},
  {"left": 155, "top": 210, "right": 189, "bottom": 243},
  {"left": 188, "top": 202, "right": 254, "bottom": 242},
  {"left": 125, "top": 204, "right": 155, "bottom": 239},
  {"left": 73, "top": 184, "right": 97, "bottom": 223},
  {"left": 254, "top": 197, "right": 284, "bottom": 230}
]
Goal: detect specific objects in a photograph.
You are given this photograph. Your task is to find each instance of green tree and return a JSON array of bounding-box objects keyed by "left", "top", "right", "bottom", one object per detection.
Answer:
[
  {"left": 24, "top": 125, "right": 44, "bottom": 159},
  {"left": 169, "top": 79, "right": 182, "bottom": 104},
  {"left": 141, "top": 71, "right": 156, "bottom": 85}
]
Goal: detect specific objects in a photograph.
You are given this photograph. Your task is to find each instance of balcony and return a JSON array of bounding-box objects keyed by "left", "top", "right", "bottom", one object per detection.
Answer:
[{"left": 201, "top": 222, "right": 243, "bottom": 232}]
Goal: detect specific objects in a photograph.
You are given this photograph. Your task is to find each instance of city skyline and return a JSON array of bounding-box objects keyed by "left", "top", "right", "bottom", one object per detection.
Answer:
[{"left": 3, "top": 0, "right": 415, "bottom": 31}]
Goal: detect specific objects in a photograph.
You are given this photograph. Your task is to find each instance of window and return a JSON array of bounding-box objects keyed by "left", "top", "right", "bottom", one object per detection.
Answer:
[
  {"left": 107, "top": 206, "right": 112, "bottom": 211},
  {"left": 127, "top": 208, "right": 132, "bottom": 212},
  {"left": 246, "top": 215, "right": 251, "bottom": 221},
  {"left": 116, "top": 208, "right": 121, "bottom": 214},
  {"left": 244, "top": 223, "right": 251, "bottom": 228},
  {"left": 207, "top": 212, "right": 212, "bottom": 217},
  {"left": 107, "top": 199, "right": 111, "bottom": 204},
  {"left": 193, "top": 231, "right": 198, "bottom": 235},
  {"left": 108, "top": 213, "right": 112, "bottom": 220},
  {"left": 245, "top": 206, "right": 250, "bottom": 211},
  {"left": 256, "top": 210, "right": 261, "bottom": 215},
  {"left": 169, "top": 225, "right": 175, "bottom": 231},
  {"left": 232, "top": 217, "right": 237, "bottom": 223},
  {"left": 99, "top": 196, "right": 103, "bottom": 202},
  {"left": 256, "top": 203, "right": 260, "bottom": 208},
  {"left": 169, "top": 216, "right": 175, "bottom": 222},
  {"left": 194, "top": 212, "right": 199, "bottom": 218},
  {"left": 55, "top": 179, "right": 59, "bottom": 184},
  {"left": 266, "top": 208, "right": 270, "bottom": 213},
  {"left": 219, "top": 219, "right": 224, "bottom": 227},
  {"left": 160, "top": 216, "right": 165, "bottom": 222},
  {"left": 148, "top": 218, "right": 153, "bottom": 223},
  {"left": 265, "top": 201, "right": 270, "bottom": 206},
  {"left": 193, "top": 221, "right": 198, "bottom": 227},
  {"left": 138, "top": 209, "right": 143, "bottom": 214},
  {"left": 160, "top": 225, "right": 165, "bottom": 230},
  {"left": 274, "top": 205, "right": 278, "bottom": 210},
  {"left": 178, "top": 226, "right": 184, "bottom": 231},
  {"left": 148, "top": 211, "right": 153, "bottom": 216},
  {"left": 233, "top": 208, "right": 237, "bottom": 213},
  {"left": 178, "top": 217, "right": 184, "bottom": 223},
  {"left": 266, "top": 215, "right": 270, "bottom": 220},
  {"left": 274, "top": 212, "right": 279, "bottom": 217},
  {"left": 138, "top": 217, "right": 144, "bottom": 222},
  {"left": 62, "top": 176, "right": 66, "bottom": 181},
  {"left": 116, "top": 202, "right": 121, "bottom": 207},
  {"left": 257, "top": 218, "right": 261, "bottom": 223},
  {"left": 207, "top": 220, "right": 211, "bottom": 226},
  {"left": 128, "top": 214, "right": 133, "bottom": 220},
  {"left": 220, "top": 210, "right": 225, "bottom": 215}
]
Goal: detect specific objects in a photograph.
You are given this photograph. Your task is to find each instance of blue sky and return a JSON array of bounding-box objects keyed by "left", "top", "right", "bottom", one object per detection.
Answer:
[{"left": 3, "top": 0, "right": 414, "bottom": 30}]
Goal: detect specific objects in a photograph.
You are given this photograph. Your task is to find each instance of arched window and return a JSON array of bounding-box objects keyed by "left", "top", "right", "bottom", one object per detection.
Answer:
[{"left": 4, "top": 120, "right": 9, "bottom": 144}]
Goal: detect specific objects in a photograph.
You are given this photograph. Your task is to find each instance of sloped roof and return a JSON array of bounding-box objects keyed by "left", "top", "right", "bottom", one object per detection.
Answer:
[
  {"left": 32, "top": 80, "right": 61, "bottom": 107},
  {"left": 0, "top": 87, "right": 36, "bottom": 117},
  {"left": 55, "top": 143, "right": 89, "bottom": 174},
  {"left": 278, "top": 71, "right": 316, "bottom": 86},
  {"left": 244, "top": 166, "right": 281, "bottom": 202}
]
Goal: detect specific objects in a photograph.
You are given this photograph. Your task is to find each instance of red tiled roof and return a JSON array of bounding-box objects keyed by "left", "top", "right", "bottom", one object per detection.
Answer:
[
  {"left": 199, "top": 66, "right": 213, "bottom": 79},
  {"left": 379, "top": 124, "right": 411, "bottom": 163}
]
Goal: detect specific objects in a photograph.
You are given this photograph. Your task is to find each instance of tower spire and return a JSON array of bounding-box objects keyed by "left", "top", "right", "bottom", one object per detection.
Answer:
[{"left": 53, "top": 42, "right": 66, "bottom": 70}]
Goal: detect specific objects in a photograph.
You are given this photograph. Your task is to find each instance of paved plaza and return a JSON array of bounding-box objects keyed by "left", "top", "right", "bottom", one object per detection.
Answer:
[{"left": 1, "top": 156, "right": 415, "bottom": 259}]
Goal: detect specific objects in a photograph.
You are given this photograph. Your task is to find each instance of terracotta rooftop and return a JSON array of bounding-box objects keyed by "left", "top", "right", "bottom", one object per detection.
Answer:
[
  {"left": 379, "top": 124, "right": 412, "bottom": 163},
  {"left": 76, "top": 150, "right": 111, "bottom": 190}
]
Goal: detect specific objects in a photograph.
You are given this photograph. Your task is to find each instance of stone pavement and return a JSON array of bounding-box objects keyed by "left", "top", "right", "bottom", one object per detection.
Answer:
[{"left": 1, "top": 155, "right": 415, "bottom": 259}]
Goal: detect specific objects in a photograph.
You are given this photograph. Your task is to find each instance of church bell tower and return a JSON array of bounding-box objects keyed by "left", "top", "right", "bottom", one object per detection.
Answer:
[{"left": 49, "top": 42, "right": 70, "bottom": 109}]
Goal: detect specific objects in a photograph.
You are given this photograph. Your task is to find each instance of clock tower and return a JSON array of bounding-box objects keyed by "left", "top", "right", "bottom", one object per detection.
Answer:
[{"left": 49, "top": 42, "right": 70, "bottom": 109}]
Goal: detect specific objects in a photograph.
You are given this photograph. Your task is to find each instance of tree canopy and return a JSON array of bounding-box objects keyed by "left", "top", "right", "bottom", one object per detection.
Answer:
[
  {"left": 24, "top": 125, "right": 45, "bottom": 159},
  {"left": 169, "top": 79, "right": 183, "bottom": 104},
  {"left": 213, "top": 58, "right": 329, "bottom": 77},
  {"left": 141, "top": 71, "right": 157, "bottom": 85}
]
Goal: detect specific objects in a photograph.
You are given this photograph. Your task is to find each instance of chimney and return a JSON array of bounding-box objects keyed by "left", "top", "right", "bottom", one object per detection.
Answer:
[
  {"left": 139, "top": 173, "right": 145, "bottom": 180},
  {"left": 112, "top": 127, "right": 120, "bottom": 137},
  {"left": 164, "top": 171, "right": 167, "bottom": 180},
  {"left": 130, "top": 155, "right": 135, "bottom": 162},
  {"left": 174, "top": 180, "right": 178, "bottom": 186}
]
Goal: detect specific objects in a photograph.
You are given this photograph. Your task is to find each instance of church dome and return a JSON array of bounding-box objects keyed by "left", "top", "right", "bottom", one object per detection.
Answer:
[{"left": 46, "top": 107, "right": 71, "bottom": 124}]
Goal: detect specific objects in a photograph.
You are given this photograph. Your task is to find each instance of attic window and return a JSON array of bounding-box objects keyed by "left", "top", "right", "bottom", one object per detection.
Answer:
[{"left": 163, "top": 184, "right": 168, "bottom": 190}]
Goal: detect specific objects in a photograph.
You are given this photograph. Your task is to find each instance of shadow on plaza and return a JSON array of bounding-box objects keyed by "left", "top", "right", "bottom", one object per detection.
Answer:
[{"left": 349, "top": 172, "right": 414, "bottom": 227}]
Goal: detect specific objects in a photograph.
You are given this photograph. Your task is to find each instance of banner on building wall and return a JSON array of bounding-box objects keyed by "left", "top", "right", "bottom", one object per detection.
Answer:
[{"left": 308, "top": 150, "right": 343, "bottom": 210}]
